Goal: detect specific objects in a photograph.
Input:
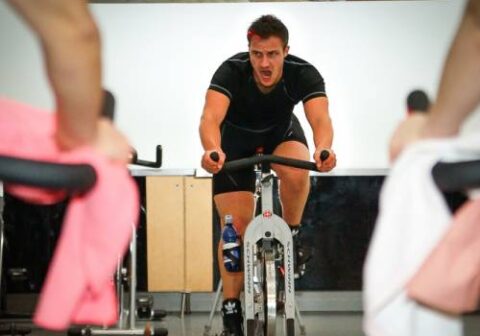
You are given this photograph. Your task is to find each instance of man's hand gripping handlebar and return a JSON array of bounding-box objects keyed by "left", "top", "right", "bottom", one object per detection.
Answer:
[
  {"left": 202, "top": 149, "right": 226, "bottom": 174},
  {"left": 208, "top": 149, "right": 331, "bottom": 172}
]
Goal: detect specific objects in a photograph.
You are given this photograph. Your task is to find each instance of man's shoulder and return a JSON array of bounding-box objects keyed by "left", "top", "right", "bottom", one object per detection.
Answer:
[
  {"left": 214, "top": 52, "right": 250, "bottom": 78},
  {"left": 284, "top": 54, "right": 323, "bottom": 84},
  {"left": 284, "top": 54, "right": 316, "bottom": 69},
  {"left": 210, "top": 52, "right": 250, "bottom": 92}
]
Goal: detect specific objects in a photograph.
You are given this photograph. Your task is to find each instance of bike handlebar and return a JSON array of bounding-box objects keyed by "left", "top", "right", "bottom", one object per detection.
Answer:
[
  {"left": 0, "top": 89, "right": 117, "bottom": 193},
  {"left": 0, "top": 155, "right": 96, "bottom": 193},
  {"left": 432, "top": 160, "right": 480, "bottom": 192},
  {"left": 210, "top": 149, "right": 329, "bottom": 172},
  {"left": 131, "top": 145, "right": 163, "bottom": 168},
  {"left": 0, "top": 144, "right": 165, "bottom": 194}
]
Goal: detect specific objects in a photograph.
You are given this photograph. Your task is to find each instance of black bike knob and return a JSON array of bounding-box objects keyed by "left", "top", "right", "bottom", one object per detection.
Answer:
[
  {"left": 210, "top": 151, "right": 220, "bottom": 162},
  {"left": 320, "top": 150, "right": 329, "bottom": 161}
]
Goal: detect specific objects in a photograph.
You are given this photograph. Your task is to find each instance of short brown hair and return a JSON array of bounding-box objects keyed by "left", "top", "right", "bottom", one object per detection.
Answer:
[{"left": 247, "top": 15, "right": 289, "bottom": 48}]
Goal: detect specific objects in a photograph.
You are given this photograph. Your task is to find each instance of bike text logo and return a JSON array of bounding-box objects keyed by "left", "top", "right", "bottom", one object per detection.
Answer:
[
  {"left": 286, "top": 241, "right": 293, "bottom": 294},
  {"left": 245, "top": 242, "right": 252, "bottom": 294}
]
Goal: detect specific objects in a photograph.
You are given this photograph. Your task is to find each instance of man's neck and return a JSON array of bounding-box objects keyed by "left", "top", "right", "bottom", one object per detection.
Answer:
[
  {"left": 253, "top": 74, "right": 281, "bottom": 94},
  {"left": 256, "top": 83, "right": 276, "bottom": 94}
]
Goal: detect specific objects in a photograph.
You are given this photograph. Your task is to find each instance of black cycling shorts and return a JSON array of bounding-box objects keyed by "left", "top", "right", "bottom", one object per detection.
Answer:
[{"left": 213, "top": 115, "right": 308, "bottom": 195}]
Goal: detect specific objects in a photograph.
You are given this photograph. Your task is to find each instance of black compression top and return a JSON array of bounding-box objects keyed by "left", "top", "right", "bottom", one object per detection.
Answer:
[{"left": 209, "top": 52, "right": 327, "bottom": 131}]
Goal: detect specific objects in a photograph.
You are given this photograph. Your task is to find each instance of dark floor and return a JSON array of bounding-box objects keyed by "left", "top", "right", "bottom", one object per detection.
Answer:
[
  {"left": 1, "top": 311, "right": 479, "bottom": 336},
  {"left": 3, "top": 312, "right": 363, "bottom": 336}
]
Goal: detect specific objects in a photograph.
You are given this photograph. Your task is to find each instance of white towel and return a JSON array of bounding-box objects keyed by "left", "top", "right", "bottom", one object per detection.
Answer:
[{"left": 363, "top": 134, "right": 480, "bottom": 336}]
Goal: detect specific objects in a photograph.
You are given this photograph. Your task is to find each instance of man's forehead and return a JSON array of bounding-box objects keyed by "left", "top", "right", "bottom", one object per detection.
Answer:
[{"left": 249, "top": 36, "right": 284, "bottom": 50}]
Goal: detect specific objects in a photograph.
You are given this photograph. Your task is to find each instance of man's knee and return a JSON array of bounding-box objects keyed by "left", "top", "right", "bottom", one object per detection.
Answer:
[
  {"left": 230, "top": 215, "right": 252, "bottom": 237},
  {"left": 217, "top": 210, "right": 252, "bottom": 236},
  {"left": 279, "top": 170, "right": 310, "bottom": 192}
]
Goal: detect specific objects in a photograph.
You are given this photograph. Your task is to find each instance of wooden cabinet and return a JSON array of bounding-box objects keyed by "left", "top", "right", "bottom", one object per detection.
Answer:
[{"left": 146, "top": 176, "right": 213, "bottom": 292}]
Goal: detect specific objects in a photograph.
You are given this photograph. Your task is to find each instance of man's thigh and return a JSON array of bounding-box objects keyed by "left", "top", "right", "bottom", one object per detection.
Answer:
[{"left": 272, "top": 140, "right": 310, "bottom": 180}]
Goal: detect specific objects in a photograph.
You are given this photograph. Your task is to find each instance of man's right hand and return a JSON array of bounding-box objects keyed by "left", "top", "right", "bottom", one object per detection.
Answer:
[{"left": 202, "top": 149, "right": 225, "bottom": 174}]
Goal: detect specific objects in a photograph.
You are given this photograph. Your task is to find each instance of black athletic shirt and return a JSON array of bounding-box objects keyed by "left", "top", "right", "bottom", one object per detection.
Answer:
[{"left": 209, "top": 52, "right": 327, "bottom": 131}]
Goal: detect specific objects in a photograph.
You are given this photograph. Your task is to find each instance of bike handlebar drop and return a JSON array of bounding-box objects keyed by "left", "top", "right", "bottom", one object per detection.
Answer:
[
  {"left": 432, "top": 160, "right": 480, "bottom": 193},
  {"left": 0, "top": 156, "right": 96, "bottom": 194}
]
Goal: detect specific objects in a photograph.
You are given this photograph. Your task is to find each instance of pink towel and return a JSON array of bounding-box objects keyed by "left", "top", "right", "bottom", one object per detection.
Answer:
[
  {"left": 0, "top": 98, "right": 139, "bottom": 330},
  {"left": 407, "top": 198, "right": 480, "bottom": 314}
]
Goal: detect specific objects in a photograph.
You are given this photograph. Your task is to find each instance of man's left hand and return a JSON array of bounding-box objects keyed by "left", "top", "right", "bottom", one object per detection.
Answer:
[{"left": 314, "top": 148, "right": 336, "bottom": 172}]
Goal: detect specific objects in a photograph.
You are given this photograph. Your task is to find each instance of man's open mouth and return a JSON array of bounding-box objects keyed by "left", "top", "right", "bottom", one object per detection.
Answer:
[{"left": 260, "top": 70, "right": 272, "bottom": 80}]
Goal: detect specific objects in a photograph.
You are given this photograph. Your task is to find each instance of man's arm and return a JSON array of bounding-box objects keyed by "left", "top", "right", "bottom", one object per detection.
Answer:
[
  {"left": 199, "top": 89, "right": 229, "bottom": 172},
  {"left": 8, "top": 0, "right": 101, "bottom": 150},
  {"left": 304, "top": 96, "right": 336, "bottom": 171},
  {"left": 422, "top": 0, "right": 480, "bottom": 138}
]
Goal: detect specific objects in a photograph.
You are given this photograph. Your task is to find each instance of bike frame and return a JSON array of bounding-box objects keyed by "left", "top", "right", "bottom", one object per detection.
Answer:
[
  {"left": 207, "top": 151, "right": 324, "bottom": 336},
  {"left": 244, "top": 164, "right": 295, "bottom": 336}
]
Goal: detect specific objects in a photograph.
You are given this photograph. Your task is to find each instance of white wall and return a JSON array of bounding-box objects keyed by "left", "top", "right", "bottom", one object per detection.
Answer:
[{"left": 0, "top": 1, "right": 466, "bottom": 169}]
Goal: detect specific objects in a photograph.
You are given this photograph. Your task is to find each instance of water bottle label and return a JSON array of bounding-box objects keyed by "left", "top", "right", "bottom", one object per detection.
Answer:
[
  {"left": 224, "top": 247, "right": 241, "bottom": 272},
  {"left": 222, "top": 216, "right": 241, "bottom": 272},
  {"left": 223, "top": 242, "right": 239, "bottom": 249}
]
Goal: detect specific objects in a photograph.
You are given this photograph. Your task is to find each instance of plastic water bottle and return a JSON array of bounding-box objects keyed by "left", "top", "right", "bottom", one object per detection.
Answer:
[{"left": 222, "top": 215, "right": 241, "bottom": 272}]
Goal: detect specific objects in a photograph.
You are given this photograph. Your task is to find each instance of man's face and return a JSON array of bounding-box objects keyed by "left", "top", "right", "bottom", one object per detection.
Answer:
[{"left": 249, "top": 35, "right": 289, "bottom": 92}]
